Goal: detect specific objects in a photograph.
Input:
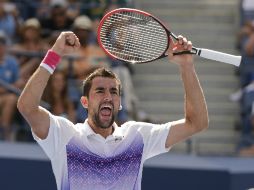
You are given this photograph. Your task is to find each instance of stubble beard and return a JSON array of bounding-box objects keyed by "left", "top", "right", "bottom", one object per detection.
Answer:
[{"left": 93, "top": 111, "right": 115, "bottom": 129}]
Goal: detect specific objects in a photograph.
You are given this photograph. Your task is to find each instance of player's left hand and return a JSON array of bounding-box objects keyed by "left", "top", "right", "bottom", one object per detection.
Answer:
[{"left": 167, "top": 35, "right": 194, "bottom": 66}]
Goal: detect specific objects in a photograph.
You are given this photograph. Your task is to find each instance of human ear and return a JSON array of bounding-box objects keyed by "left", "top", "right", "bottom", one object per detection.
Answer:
[{"left": 80, "top": 96, "right": 88, "bottom": 109}]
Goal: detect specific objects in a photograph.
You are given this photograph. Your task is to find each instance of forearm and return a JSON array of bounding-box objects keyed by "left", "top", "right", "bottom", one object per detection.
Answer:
[
  {"left": 17, "top": 66, "right": 52, "bottom": 139},
  {"left": 18, "top": 67, "right": 50, "bottom": 113},
  {"left": 165, "top": 36, "right": 208, "bottom": 148},
  {"left": 179, "top": 64, "right": 208, "bottom": 130},
  {"left": 17, "top": 32, "right": 80, "bottom": 139}
]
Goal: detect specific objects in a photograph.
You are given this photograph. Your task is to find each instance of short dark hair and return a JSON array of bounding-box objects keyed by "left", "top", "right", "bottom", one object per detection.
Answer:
[{"left": 82, "top": 67, "right": 122, "bottom": 97}]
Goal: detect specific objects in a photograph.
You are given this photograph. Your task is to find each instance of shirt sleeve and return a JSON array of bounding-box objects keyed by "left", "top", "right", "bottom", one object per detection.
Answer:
[
  {"left": 32, "top": 109, "right": 76, "bottom": 160},
  {"left": 130, "top": 121, "right": 172, "bottom": 160}
]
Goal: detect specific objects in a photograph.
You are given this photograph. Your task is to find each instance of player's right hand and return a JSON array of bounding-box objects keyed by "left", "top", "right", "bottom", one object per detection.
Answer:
[{"left": 51, "top": 31, "right": 80, "bottom": 56}]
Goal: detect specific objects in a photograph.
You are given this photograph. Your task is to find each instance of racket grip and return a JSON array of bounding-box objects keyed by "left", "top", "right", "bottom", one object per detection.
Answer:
[{"left": 198, "top": 48, "right": 242, "bottom": 67}]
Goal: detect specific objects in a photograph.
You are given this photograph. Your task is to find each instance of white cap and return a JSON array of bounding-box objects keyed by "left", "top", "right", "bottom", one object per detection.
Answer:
[
  {"left": 73, "top": 15, "right": 92, "bottom": 30},
  {"left": 23, "top": 18, "right": 41, "bottom": 29}
]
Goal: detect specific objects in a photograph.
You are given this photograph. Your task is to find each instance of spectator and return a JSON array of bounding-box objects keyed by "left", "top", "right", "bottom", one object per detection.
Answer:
[
  {"left": 66, "top": 0, "right": 81, "bottom": 20},
  {"left": 241, "top": 78, "right": 254, "bottom": 134},
  {"left": 244, "top": 32, "right": 254, "bottom": 56},
  {"left": 72, "top": 15, "right": 108, "bottom": 79},
  {"left": 238, "top": 100, "right": 254, "bottom": 156},
  {"left": 0, "top": 2, "right": 17, "bottom": 44},
  {"left": 1, "top": 0, "right": 23, "bottom": 43},
  {"left": 80, "top": 0, "right": 107, "bottom": 20},
  {"left": 236, "top": 0, "right": 254, "bottom": 86},
  {"left": 0, "top": 31, "right": 20, "bottom": 140},
  {"left": 240, "top": 0, "right": 254, "bottom": 26},
  {"left": 35, "top": 0, "right": 52, "bottom": 20},
  {"left": 241, "top": 101, "right": 254, "bottom": 156},
  {"left": 10, "top": 18, "right": 49, "bottom": 88},
  {"left": 39, "top": 3, "right": 73, "bottom": 38},
  {"left": 43, "top": 70, "right": 76, "bottom": 122},
  {"left": 236, "top": 19, "right": 254, "bottom": 50}
]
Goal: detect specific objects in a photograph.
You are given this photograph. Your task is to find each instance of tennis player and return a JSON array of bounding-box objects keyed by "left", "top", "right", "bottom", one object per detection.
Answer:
[{"left": 17, "top": 31, "right": 208, "bottom": 190}]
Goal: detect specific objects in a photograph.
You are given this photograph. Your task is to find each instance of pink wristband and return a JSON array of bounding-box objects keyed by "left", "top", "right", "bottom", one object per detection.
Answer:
[{"left": 40, "top": 50, "right": 61, "bottom": 74}]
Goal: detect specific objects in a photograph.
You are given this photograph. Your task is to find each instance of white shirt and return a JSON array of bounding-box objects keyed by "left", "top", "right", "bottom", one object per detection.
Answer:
[{"left": 33, "top": 110, "right": 171, "bottom": 190}]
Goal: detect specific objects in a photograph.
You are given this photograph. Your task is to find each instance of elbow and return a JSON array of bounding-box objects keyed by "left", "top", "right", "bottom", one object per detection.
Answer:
[
  {"left": 196, "top": 115, "right": 209, "bottom": 132},
  {"left": 17, "top": 96, "right": 26, "bottom": 114},
  {"left": 17, "top": 96, "right": 33, "bottom": 116},
  {"left": 187, "top": 114, "right": 209, "bottom": 133},
  {"left": 199, "top": 117, "right": 209, "bottom": 131}
]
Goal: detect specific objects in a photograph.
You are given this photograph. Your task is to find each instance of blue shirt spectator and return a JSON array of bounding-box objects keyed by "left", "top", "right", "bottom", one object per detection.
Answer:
[
  {"left": 0, "top": 32, "right": 20, "bottom": 141},
  {"left": 0, "top": 55, "right": 19, "bottom": 84},
  {"left": 0, "top": 4, "right": 16, "bottom": 44}
]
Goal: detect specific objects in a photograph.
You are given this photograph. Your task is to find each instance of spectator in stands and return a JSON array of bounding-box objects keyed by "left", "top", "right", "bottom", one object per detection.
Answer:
[
  {"left": 80, "top": 0, "right": 107, "bottom": 20},
  {"left": 240, "top": 0, "right": 254, "bottom": 26},
  {"left": 232, "top": 1, "right": 254, "bottom": 154},
  {"left": 43, "top": 70, "right": 76, "bottom": 122},
  {"left": 35, "top": 0, "right": 52, "bottom": 20},
  {"left": 235, "top": 73, "right": 254, "bottom": 155},
  {"left": 10, "top": 18, "right": 49, "bottom": 88},
  {"left": 80, "top": 0, "right": 130, "bottom": 19},
  {"left": 236, "top": 19, "right": 254, "bottom": 50},
  {"left": 243, "top": 32, "right": 254, "bottom": 57},
  {"left": 66, "top": 0, "right": 81, "bottom": 20},
  {"left": 39, "top": 3, "right": 73, "bottom": 38},
  {"left": 1, "top": 0, "right": 23, "bottom": 43},
  {"left": 0, "top": 2, "right": 17, "bottom": 44},
  {"left": 72, "top": 15, "right": 108, "bottom": 79},
  {"left": 238, "top": 102, "right": 254, "bottom": 156},
  {"left": 238, "top": 71, "right": 254, "bottom": 156},
  {"left": 0, "top": 31, "right": 20, "bottom": 140}
]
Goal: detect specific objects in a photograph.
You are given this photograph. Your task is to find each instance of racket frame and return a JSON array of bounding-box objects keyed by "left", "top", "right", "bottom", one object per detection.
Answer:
[
  {"left": 98, "top": 8, "right": 241, "bottom": 66},
  {"left": 98, "top": 8, "right": 181, "bottom": 63}
]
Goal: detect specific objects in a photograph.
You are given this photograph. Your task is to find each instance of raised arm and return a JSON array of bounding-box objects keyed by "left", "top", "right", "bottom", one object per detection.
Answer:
[
  {"left": 17, "top": 32, "right": 80, "bottom": 139},
  {"left": 165, "top": 36, "right": 209, "bottom": 148}
]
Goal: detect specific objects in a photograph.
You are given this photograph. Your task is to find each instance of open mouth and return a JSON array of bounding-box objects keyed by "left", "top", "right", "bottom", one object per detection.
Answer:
[{"left": 100, "top": 104, "right": 113, "bottom": 117}]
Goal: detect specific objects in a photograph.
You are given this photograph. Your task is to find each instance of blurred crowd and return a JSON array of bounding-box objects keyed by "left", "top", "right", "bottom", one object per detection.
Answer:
[
  {"left": 231, "top": 0, "right": 254, "bottom": 156},
  {"left": 0, "top": 0, "right": 151, "bottom": 142}
]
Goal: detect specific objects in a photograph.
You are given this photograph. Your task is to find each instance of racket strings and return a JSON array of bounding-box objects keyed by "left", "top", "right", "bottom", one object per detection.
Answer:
[
  {"left": 101, "top": 13, "right": 165, "bottom": 58},
  {"left": 100, "top": 26, "right": 164, "bottom": 53},
  {"left": 101, "top": 21, "right": 156, "bottom": 55},
  {"left": 100, "top": 11, "right": 168, "bottom": 63},
  {"left": 101, "top": 28, "right": 163, "bottom": 59}
]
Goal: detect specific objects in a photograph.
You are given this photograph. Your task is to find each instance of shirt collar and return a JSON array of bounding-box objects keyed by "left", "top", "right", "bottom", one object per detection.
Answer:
[{"left": 83, "top": 119, "right": 124, "bottom": 141}]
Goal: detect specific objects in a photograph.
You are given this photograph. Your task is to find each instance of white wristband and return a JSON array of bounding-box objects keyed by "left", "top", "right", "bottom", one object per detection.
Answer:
[{"left": 40, "top": 62, "right": 55, "bottom": 74}]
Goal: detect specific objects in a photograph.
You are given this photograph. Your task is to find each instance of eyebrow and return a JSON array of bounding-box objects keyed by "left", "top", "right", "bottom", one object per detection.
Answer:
[
  {"left": 110, "top": 87, "right": 118, "bottom": 91},
  {"left": 95, "top": 87, "right": 104, "bottom": 91},
  {"left": 95, "top": 87, "right": 119, "bottom": 93}
]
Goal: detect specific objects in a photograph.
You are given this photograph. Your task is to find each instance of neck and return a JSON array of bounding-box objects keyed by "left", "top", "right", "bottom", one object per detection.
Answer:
[{"left": 87, "top": 119, "right": 114, "bottom": 138}]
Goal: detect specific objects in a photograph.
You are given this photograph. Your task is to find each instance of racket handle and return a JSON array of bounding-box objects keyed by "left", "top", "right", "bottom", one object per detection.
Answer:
[{"left": 197, "top": 48, "right": 242, "bottom": 67}]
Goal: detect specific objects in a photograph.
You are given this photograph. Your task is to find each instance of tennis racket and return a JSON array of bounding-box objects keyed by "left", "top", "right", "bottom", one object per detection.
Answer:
[{"left": 97, "top": 8, "right": 242, "bottom": 66}]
